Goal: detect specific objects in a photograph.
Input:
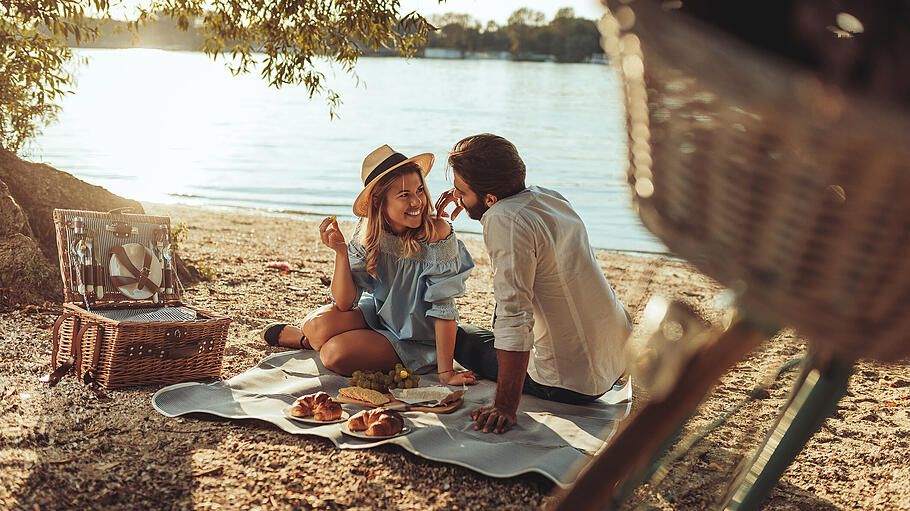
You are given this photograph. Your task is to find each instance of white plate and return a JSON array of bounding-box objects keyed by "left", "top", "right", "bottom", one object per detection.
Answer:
[
  {"left": 339, "top": 420, "right": 411, "bottom": 440},
  {"left": 108, "top": 243, "right": 163, "bottom": 300},
  {"left": 282, "top": 406, "right": 349, "bottom": 424}
]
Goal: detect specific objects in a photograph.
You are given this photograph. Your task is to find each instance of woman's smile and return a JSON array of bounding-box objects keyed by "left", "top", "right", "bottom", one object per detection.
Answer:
[{"left": 384, "top": 172, "right": 427, "bottom": 234}]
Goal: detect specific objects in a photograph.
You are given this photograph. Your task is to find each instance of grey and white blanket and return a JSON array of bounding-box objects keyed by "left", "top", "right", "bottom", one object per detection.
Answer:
[{"left": 151, "top": 350, "right": 632, "bottom": 487}]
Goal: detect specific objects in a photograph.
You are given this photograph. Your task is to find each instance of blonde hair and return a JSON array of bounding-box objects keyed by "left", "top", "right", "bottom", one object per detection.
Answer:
[{"left": 359, "top": 163, "right": 438, "bottom": 279}]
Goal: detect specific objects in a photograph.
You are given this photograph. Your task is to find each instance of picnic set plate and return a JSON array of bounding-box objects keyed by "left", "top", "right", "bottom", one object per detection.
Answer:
[
  {"left": 281, "top": 407, "right": 350, "bottom": 425},
  {"left": 339, "top": 420, "right": 412, "bottom": 440}
]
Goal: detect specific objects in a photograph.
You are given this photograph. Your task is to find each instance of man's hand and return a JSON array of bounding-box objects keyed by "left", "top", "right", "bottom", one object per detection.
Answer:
[
  {"left": 434, "top": 187, "right": 464, "bottom": 221},
  {"left": 471, "top": 405, "right": 517, "bottom": 434}
]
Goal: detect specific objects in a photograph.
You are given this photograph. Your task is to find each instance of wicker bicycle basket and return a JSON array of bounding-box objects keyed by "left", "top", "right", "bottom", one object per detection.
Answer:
[
  {"left": 50, "top": 209, "right": 231, "bottom": 388},
  {"left": 600, "top": 1, "right": 910, "bottom": 361}
]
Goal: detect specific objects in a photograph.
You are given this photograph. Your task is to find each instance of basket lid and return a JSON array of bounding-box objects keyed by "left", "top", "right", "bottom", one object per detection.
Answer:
[{"left": 53, "top": 209, "right": 179, "bottom": 306}]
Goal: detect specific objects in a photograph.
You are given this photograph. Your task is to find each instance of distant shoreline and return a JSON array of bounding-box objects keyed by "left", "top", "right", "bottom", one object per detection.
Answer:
[
  {"left": 146, "top": 199, "right": 673, "bottom": 258},
  {"left": 68, "top": 45, "right": 608, "bottom": 65}
]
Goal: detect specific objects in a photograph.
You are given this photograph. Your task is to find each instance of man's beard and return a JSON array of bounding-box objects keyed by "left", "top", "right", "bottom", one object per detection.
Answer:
[{"left": 463, "top": 200, "right": 488, "bottom": 220}]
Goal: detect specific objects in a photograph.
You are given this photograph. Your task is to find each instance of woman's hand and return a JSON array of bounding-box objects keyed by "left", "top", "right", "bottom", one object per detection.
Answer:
[
  {"left": 319, "top": 216, "right": 347, "bottom": 253},
  {"left": 439, "top": 369, "right": 476, "bottom": 386},
  {"left": 434, "top": 188, "right": 464, "bottom": 220}
]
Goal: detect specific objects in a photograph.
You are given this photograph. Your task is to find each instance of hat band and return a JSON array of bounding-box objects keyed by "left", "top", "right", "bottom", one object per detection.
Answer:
[{"left": 364, "top": 152, "right": 407, "bottom": 186}]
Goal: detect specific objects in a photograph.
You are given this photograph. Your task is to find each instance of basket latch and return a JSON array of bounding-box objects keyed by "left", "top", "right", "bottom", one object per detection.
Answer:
[
  {"left": 105, "top": 222, "right": 138, "bottom": 238},
  {"left": 165, "top": 326, "right": 188, "bottom": 342}
]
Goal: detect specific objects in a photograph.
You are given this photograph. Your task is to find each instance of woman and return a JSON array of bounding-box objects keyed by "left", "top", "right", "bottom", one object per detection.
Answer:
[{"left": 261, "top": 145, "right": 476, "bottom": 386}]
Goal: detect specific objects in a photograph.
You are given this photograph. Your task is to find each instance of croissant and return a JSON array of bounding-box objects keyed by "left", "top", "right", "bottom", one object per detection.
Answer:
[
  {"left": 290, "top": 392, "right": 342, "bottom": 421},
  {"left": 289, "top": 400, "right": 313, "bottom": 417},
  {"left": 313, "top": 400, "right": 342, "bottom": 421},
  {"left": 347, "top": 408, "right": 404, "bottom": 436}
]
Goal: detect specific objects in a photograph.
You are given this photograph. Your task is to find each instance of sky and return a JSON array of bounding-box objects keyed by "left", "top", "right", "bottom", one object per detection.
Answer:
[{"left": 399, "top": 0, "right": 607, "bottom": 25}]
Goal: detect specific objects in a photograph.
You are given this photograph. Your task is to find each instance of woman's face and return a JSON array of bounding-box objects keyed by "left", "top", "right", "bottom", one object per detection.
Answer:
[{"left": 381, "top": 171, "right": 426, "bottom": 234}]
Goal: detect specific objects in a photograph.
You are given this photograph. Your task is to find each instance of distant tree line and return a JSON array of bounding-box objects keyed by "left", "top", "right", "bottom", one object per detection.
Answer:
[
  {"left": 68, "top": 7, "right": 603, "bottom": 64},
  {"left": 425, "top": 7, "right": 602, "bottom": 62}
]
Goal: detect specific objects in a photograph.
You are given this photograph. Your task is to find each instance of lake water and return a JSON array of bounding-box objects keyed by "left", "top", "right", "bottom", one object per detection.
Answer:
[{"left": 32, "top": 48, "right": 666, "bottom": 254}]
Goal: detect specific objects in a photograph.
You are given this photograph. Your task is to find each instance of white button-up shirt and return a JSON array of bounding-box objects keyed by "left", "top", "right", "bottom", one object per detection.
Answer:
[{"left": 482, "top": 186, "right": 632, "bottom": 396}]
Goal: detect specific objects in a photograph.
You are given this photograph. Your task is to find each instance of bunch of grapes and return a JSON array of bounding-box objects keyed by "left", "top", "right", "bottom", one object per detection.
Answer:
[{"left": 349, "top": 364, "right": 420, "bottom": 392}]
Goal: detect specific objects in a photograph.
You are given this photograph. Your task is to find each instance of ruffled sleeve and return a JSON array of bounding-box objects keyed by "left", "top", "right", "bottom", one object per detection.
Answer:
[
  {"left": 422, "top": 239, "right": 474, "bottom": 320},
  {"left": 330, "top": 240, "right": 375, "bottom": 308}
]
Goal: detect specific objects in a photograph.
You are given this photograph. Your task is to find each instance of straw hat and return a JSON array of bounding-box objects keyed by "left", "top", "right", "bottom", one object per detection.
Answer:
[{"left": 352, "top": 145, "right": 434, "bottom": 217}]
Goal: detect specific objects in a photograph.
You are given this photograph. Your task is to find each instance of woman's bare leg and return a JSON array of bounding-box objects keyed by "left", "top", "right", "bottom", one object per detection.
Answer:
[
  {"left": 318, "top": 329, "right": 401, "bottom": 376},
  {"left": 273, "top": 304, "right": 367, "bottom": 349}
]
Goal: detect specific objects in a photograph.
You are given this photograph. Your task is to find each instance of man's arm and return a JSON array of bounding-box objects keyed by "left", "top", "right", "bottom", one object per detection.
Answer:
[
  {"left": 472, "top": 213, "right": 537, "bottom": 434},
  {"left": 471, "top": 349, "right": 529, "bottom": 434}
]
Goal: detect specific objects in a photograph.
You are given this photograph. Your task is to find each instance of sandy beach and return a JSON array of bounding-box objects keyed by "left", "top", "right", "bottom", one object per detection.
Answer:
[{"left": 2, "top": 202, "right": 909, "bottom": 510}]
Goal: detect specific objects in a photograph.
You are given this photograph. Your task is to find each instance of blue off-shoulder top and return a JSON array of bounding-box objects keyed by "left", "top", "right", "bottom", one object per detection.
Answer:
[{"left": 337, "top": 222, "right": 474, "bottom": 373}]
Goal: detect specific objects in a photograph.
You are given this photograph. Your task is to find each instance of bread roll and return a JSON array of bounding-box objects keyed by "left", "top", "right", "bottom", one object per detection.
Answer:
[
  {"left": 291, "top": 392, "right": 342, "bottom": 421},
  {"left": 289, "top": 401, "right": 312, "bottom": 418},
  {"left": 313, "top": 400, "right": 342, "bottom": 421},
  {"left": 346, "top": 408, "right": 404, "bottom": 436}
]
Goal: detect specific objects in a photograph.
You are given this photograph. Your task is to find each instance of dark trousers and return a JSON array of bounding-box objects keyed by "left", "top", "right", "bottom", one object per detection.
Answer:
[{"left": 454, "top": 324, "right": 604, "bottom": 405}]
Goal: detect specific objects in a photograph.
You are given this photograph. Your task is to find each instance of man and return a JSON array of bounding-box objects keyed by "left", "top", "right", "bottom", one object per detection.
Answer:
[{"left": 435, "top": 133, "right": 632, "bottom": 434}]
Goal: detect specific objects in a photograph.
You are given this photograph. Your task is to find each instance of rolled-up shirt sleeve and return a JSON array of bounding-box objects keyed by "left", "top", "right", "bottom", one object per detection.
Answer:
[{"left": 484, "top": 213, "right": 536, "bottom": 352}]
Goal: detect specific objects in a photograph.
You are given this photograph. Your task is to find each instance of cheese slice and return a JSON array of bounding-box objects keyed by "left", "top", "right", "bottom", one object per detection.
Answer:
[{"left": 390, "top": 386, "right": 452, "bottom": 404}]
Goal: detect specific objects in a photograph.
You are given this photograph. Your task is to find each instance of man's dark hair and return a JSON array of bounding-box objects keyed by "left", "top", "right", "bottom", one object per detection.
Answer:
[{"left": 448, "top": 133, "right": 526, "bottom": 200}]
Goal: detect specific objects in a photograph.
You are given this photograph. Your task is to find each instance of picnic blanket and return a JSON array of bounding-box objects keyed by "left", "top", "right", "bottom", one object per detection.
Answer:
[{"left": 151, "top": 350, "right": 632, "bottom": 487}]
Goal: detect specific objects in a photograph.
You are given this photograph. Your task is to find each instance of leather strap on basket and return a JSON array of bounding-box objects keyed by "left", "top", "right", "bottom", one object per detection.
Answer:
[
  {"left": 126, "top": 338, "right": 216, "bottom": 360},
  {"left": 82, "top": 327, "right": 109, "bottom": 399},
  {"left": 110, "top": 245, "right": 157, "bottom": 292},
  {"left": 41, "top": 313, "right": 81, "bottom": 387},
  {"left": 72, "top": 322, "right": 91, "bottom": 379},
  {"left": 49, "top": 312, "right": 73, "bottom": 369}
]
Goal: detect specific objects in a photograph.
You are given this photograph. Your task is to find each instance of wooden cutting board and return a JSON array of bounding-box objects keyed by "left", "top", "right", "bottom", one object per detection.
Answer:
[{"left": 335, "top": 393, "right": 464, "bottom": 414}]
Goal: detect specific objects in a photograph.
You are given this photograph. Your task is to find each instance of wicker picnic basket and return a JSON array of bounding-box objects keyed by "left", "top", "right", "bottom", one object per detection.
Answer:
[
  {"left": 47, "top": 209, "right": 231, "bottom": 389},
  {"left": 600, "top": 1, "right": 910, "bottom": 361}
]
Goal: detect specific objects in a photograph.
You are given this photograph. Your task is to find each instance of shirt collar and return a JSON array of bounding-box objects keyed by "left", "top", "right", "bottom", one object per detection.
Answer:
[{"left": 480, "top": 186, "right": 531, "bottom": 224}]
